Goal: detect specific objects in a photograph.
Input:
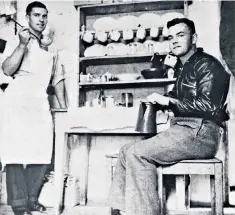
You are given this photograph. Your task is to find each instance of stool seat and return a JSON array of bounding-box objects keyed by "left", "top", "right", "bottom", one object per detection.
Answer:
[{"left": 161, "top": 158, "right": 221, "bottom": 175}]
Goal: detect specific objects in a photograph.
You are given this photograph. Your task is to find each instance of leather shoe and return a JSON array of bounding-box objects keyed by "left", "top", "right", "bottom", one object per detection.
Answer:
[
  {"left": 12, "top": 207, "right": 32, "bottom": 215},
  {"left": 28, "top": 201, "right": 46, "bottom": 212}
]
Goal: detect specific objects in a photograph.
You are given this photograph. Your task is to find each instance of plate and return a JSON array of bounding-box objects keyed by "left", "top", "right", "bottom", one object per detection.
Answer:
[
  {"left": 93, "top": 17, "right": 118, "bottom": 31},
  {"left": 138, "top": 13, "right": 161, "bottom": 28},
  {"left": 105, "top": 43, "right": 128, "bottom": 56},
  {"left": 160, "top": 12, "right": 185, "bottom": 27},
  {"left": 117, "top": 15, "right": 140, "bottom": 30},
  {"left": 84, "top": 44, "right": 106, "bottom": 57}
]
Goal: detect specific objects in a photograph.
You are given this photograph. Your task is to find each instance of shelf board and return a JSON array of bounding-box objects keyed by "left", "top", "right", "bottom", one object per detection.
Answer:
[
  {"left": 80, "top": 54, "right": 164, "bottom": 66},
  {"left": 80, "top": 27, "right": 163, "bottom": 35},
  {"left": 76, "top": 1, "right": 187, "bottom": 15},
  {"left": 79, "top": 78, "right": 176, "bottom": 88}
]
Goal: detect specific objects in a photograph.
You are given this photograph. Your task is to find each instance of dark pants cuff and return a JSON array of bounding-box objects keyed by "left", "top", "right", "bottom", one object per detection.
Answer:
[
  {"left": 29, "top": 196, "right": 38, "bottom": 203},
  {"left": 9, "top": 198, "right": 28, "bottom": 207}
]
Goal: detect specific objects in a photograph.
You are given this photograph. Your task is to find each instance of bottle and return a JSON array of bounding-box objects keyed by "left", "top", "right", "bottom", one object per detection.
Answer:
[{"left": 98, "top": 88, "right": 106, "bottom": 107}]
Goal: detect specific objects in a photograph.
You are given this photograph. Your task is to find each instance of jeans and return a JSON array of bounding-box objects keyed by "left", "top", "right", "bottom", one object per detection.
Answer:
[
  {"left": 5, "top": 164, "right": 48, "bottom": 207},
  {"left": 108, "top": 120, "right": 220, "bottom": 215}
]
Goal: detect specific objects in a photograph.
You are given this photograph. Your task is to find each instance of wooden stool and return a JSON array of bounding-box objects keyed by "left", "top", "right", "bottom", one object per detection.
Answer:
[
  {"left": 157, "top": 158, "right": 223, "bottom": 215},
  {"left": 106, "top": 155, "right": 223, "bottom": 215}
]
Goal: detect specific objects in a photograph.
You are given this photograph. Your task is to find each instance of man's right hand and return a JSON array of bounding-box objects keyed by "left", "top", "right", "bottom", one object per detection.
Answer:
[{"left": 19, "top": 27, "right": 31, "bottom": 46}]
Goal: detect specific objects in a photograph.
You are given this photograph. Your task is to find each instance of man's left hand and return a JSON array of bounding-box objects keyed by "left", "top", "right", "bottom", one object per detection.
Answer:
[{"left": 147, "top": 93, "right": 170, "bottom": 106}]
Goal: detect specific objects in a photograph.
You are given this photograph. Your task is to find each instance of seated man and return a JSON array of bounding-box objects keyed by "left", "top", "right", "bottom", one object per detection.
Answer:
[{"left": 108, "top": 18, "right": 230, "bottom": 215}]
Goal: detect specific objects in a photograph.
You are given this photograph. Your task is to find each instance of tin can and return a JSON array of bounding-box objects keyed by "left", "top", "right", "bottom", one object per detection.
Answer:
[{"left": 106, "top": 96, "right": 115, "bottom": 107}]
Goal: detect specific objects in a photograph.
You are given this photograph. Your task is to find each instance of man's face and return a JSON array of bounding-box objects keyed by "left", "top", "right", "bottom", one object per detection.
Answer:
[
  {"left": 168, "top": 23, "right": 196, "bottom": 57},
  {"left": 26, "top": 7, "right": 48, "bottom": 33}
]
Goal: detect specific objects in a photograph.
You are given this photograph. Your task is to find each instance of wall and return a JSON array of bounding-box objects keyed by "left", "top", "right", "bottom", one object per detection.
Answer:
[{"left": 1, "top": 0, "right": 234, "bottom": 209}]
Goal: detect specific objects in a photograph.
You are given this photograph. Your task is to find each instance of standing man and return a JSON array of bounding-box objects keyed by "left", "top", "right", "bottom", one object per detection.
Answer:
[
  {"left": 0, "top": 2, "right": 66, "bottom": 215},
  {"left": 108, "top": 18, "right": 230, "bottom": 215}
]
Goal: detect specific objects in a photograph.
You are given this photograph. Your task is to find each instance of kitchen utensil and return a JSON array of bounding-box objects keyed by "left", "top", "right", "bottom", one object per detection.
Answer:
[
  {"left": 127, "top": 42, "right": 144, "bottom": 55},
  {"left": 136, "top": 26, "right": 146, "bottom": 40},
  {"left": 84, "top": 44, "right": 106, "bottom": 57},
  {"left": 160, "top": 12, "right": 185, "bottom": 27},
  {"left": 93, "top": 17, "right": 118, "bottom": 32},
  {"left": 105, "top": 43, "right": 128, "bottom": 56},
  {"left": 123, "top": 29, "right": 134, "bottom": 41},
  {"left": 8, "top": 17, "right": 45, "bottom": 46},
  {"left": 116, "top": 73, "right": 140, "bottom": 81},
  {"left": 164, "top": 54, "right": 177, "bottom": 68},
  {"left": 117, "top": 15, "right": 139, "bottom": 30},
  {"left": 82, "top": 31, "right": 94, "bottom": 43},
  {"left": 141, "top": 68, "right": 166, "bottom": 79},
  {"left": 121, "top": 93, "right": 133, "bottom": 107},
  {"left": 150, "top": 26, "right": 159, "bottom": 38},
  {"left": 141, "top": 54, "right": 167, "bottom": 79},
  {"left": 95, "top": 31, "right": 108, "bottom": 43},
  {"left": 138, "top": 13, "right": 161, "bottom": 28},
  {"left": 0, "top": 38, "right": 7, "bottom": 53},
  {"left": 109, "top": 30, "right": 121, "bottom": 42},
  {"left": 135, "top": 101, "right": 160, "bottom": 133}
]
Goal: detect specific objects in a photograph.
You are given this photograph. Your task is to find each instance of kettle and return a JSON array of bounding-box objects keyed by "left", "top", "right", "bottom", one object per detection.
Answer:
[{"left": 135, "top": 101, "right": 160, "bottom": 134}]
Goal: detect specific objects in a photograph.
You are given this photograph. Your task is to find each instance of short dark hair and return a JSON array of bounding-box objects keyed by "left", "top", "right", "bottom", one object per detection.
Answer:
[
  {"left": 26, "top": 1, "right": 48, "bottom": 15},
  {"left": 167, "top": 18, "right": 196, "bottom": 35}
]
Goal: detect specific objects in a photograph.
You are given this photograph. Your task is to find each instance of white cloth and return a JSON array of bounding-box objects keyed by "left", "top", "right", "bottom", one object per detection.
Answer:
[
  {"left": 67, "top": 107, "right": 170, "bottom": 133},
  {"left": 0, "top": 40, "right": 60, "bottom": 166}
]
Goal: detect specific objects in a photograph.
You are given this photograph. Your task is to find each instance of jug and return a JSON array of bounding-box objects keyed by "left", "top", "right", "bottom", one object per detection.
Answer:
[{"left": 135, "top": 101, "right": 160, "bottom": 134}]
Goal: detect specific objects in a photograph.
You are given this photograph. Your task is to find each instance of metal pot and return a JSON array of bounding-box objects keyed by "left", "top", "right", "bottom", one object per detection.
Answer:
[{"left": 135, "top": 101, "right": 160, "bottom": 134}]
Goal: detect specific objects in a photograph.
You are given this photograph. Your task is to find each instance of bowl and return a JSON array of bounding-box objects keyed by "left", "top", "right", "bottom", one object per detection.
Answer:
[
  {"left": 141, "top": 68, "right": 166, "bottom": 79},
  {"left": 116, "top": 73, "right": 140, "bottom": 81}
]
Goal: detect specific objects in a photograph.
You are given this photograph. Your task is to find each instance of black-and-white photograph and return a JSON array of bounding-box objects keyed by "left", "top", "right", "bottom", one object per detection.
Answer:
[{"left": 0, "top": 0, "right": 235, "bottom": 215}]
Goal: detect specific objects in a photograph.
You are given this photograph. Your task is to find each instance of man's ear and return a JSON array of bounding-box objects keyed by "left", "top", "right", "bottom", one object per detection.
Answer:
[
  {"left": 25, "top": 14, "right": 29, "bottom": 23},
  {"left": 192, "top": 33, "right": 197, "bottom": 45}
]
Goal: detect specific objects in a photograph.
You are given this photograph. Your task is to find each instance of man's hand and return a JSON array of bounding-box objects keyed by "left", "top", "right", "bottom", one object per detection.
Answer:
[
  {"left": 147, "top": 93, "right": 170, "bottom": 106},
  {"left": 18, "top": 27, "right": 31, "bottom": 47}
]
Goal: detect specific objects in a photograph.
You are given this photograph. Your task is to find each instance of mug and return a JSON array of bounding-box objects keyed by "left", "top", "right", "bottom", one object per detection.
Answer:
[
  {"left": 136, "top": 27, "right": 146, "bottom": 40},
  {"left": 82, "top": 31, "right": 93, "bottom": 43},
  {"left": 109, "top": 30, "right": 121, "bottom": 42},
  {"left": 123, "top": 29, "right": 134, "bottom": 40},
  {"left": 150, "top": 26, "right": 159, "bottom": 38},
  {"left": 96, "top": 31, "right": 108, "bottom": 43}
]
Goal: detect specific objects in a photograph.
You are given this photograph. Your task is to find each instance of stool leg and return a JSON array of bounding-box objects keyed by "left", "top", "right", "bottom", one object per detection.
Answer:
[
  {"left": 215, "top": 163, "right": 223, "bottom": 215},
  {"left": 176, "top": 175, "right": 186, "bottom": 211},
  {"left": 210, "top": 175, "right": 216, "bottom": 215},
  {"left": 157, "top": 167, "right": 164, "bottom": 215},
  {"left": 185, "top": 175, "right": 190, "bottom": 209}
]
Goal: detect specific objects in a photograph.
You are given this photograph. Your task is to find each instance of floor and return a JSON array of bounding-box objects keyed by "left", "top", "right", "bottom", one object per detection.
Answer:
[
  {"left": 0, "top": 206, "right": 55, "bottom": 215},
  {"left": 1, "top": 171, "right": 235, "bottom": 215}
]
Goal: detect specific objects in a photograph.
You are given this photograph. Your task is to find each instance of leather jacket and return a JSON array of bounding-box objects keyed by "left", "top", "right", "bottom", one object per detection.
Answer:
[{"left": 167, "top": 48, "right": 230, "bottom": 124}]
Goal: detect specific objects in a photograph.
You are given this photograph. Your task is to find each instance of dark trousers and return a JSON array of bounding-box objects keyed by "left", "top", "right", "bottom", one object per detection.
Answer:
[{"left": 5, "top": 164, "right": 48, "bottom": 207}]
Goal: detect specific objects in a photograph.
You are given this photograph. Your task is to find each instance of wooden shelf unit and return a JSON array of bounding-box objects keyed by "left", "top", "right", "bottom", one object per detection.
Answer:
[{"left": 76, "top": 0, "right": 189, "bottom": 107}]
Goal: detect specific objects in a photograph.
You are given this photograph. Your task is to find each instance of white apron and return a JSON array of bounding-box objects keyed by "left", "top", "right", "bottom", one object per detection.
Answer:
[{"left": 0, "top": 40, "right": 55, "bottom": 167}]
